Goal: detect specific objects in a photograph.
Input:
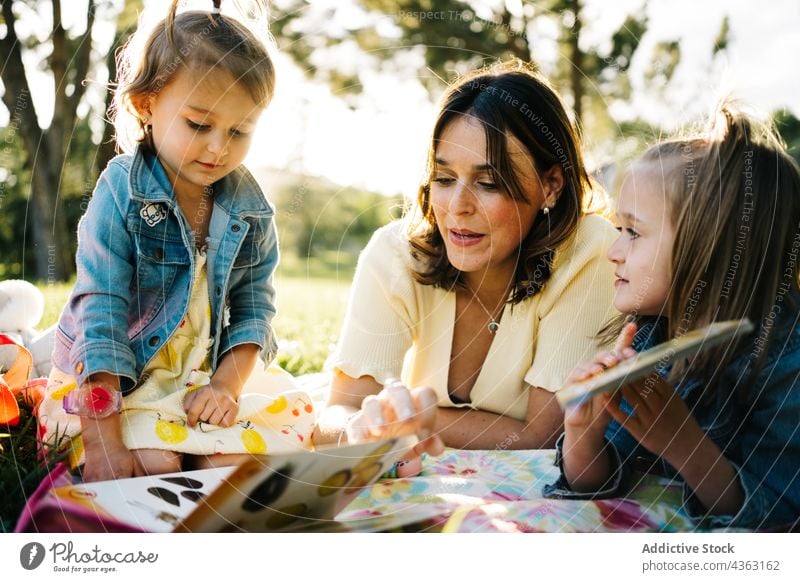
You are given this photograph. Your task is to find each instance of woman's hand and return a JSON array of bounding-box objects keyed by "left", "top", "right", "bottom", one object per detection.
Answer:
[
  {"left": 346, "top": 381, "right": 444, "bottom": 460},
  {"left": 184, "top": 383, "right": 239, "bottom": 428}
]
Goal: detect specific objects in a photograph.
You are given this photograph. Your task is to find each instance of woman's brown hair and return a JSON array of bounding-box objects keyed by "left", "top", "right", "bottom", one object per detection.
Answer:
[
  {"left": 112, "top": 0, "right": 274, "bottom": 153},
  {"left": 408, "top": 61, "right": 601, "bottom": 303}
]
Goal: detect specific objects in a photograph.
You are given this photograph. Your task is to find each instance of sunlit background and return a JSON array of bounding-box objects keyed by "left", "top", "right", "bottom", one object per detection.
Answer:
[{"left": 1, "top": 0, "right": 799, "bottom": 376}]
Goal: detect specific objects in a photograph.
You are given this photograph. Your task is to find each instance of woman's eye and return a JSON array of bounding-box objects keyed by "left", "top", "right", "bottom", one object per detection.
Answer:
[
  {"left": 230, "top": 128, "right": 249, "bottom": 138},
  {"left": 187, "top": 120, "right": 210, "bottom": 131},
  {"left": 477, "top": 181, "right": 498, "bottom": 191},
  {"left": 431, "top": 176, "right": 454, "bottom": 185}
]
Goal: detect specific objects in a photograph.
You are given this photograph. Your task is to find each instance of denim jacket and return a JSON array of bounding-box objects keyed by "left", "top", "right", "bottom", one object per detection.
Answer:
[
  {"left": 544, "top": 309, "right": 800, "bottom": 530},
  {"left": 53, "top": 146, "right": 279, "bottom": 393}
]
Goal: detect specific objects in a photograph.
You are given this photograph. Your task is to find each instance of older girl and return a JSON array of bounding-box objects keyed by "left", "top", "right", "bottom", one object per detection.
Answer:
[{"left": 548, "top": 106, "right": 800, "bottom": 530}]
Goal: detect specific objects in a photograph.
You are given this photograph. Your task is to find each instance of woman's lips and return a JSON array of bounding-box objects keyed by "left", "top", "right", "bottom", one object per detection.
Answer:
[
  {"left": 196, "top": 161, "right": 221, "bottom": 170},
  {"left": 448, "top": 229, "right": 485, "bottom": 247},
  {"left": 614, "top": 276, "right": 629, "bottom": 287}
]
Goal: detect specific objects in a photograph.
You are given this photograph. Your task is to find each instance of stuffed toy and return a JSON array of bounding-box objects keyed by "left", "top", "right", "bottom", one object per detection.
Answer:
[{"left": 0, "top": 279, "right": 53, "bottom": 378}]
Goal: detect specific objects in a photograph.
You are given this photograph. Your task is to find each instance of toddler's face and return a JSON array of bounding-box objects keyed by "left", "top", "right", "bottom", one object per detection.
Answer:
[
  {"left": 145, "top": 69, "right": 263, "bottom": 198},
  {"left": 607, "top": 164, "right": 674, "bottom": 316}
]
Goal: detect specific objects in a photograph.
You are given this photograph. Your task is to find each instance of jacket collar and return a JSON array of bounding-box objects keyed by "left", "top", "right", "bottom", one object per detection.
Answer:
[{"left": 128, "top": 144, "right": 274, "bottom": 216}]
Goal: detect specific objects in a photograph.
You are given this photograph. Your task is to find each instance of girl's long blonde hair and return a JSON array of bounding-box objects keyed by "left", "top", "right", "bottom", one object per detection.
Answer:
[{"left": 609, "top": 104, "right": 800, "bottom": 401}]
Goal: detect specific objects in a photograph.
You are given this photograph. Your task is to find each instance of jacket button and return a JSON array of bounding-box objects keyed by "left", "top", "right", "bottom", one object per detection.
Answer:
[
  {"left": 75, "top": 361, "right": 84, "bottom": 375},
  {"left": 148, "top": 336, "right": 160, "bottom": 347},
  {"left": 155, "top": 247, "right": 164, "bottom": 260},
  {"left": 216, "top": 286, "right": 222, "bottom": 297},
  {"left": 231, "top": 224, "right": 241, "bottom": 232}
]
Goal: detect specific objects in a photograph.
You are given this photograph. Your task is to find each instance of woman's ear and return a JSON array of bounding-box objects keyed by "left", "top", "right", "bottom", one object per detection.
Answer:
[{"left": 542, "top": 164, "right": 565, "bottom": 207}]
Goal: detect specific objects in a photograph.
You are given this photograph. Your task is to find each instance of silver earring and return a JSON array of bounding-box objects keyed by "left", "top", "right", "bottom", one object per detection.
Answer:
[{"left": 542, "top": 206, "right": 550, "bottom": 215}]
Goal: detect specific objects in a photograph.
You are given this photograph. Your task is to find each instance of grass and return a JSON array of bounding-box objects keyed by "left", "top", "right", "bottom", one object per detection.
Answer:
[
  {"left": 38, "top": 271, "right": 352, "bottom": 377},
  {"left": 1, "top": 264, "right": 351, "bottom": 530},
  {"left": 0, "top": 401, "right": 69, "bottom": 532}
]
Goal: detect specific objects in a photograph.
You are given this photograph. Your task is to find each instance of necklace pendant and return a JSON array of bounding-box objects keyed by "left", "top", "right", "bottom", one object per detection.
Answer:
[{"left": 488, "top": 321, "right": 500, "bottom": 334}]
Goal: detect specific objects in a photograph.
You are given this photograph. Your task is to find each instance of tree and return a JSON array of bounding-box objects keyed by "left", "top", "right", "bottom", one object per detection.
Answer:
[
  {"left": 0, "top": 0, "right": 102, "bottom": 280},
  {"left": 270, "top": 0, "right": 662, "bottom": 133},
  {"left": 95, "top": 0, "right": 141, "bottom": 176}
]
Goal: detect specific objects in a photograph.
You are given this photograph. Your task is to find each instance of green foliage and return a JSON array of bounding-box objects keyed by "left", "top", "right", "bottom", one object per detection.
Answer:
[
  {"left": 272, "top": 277, "right": 351, "bottom": 376},
  {"left": 38, "top": 275, "right": 352, "bottom": 378},
  {"left": 264, "top": 169, "right": 403, "bottom": 259},
  {"left": 0, "top": 120, "right": 95, "bottom": 278},
  {"left": 713, "top": 16, "right": 730, "bottom": 55},
  {"left": 773, "top": 109, "right": 800, "bottom": 164},
  {"left": 0, "top": 401, "right": 69, "bottom": 532}
]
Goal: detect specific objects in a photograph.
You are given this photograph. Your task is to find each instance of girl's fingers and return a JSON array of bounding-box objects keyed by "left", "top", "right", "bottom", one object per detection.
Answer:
[
  {"left": 220, "top": 408, "right": 236, "bottom": 427},
  {"left": 605, "top": 393, "right": 637, "bottom": 431},
  {"left": 614, "top": 322, "right": 638, "bottom": 353},
  {"left": 207, "top": 408, "right": 224, "bottom": 426}
]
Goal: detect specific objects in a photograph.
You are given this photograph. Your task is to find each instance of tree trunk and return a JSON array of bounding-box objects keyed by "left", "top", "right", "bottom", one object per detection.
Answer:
[
  {"left": 28, "top": 148, "right": 72, "bottom": 281},
  {"left": 566, "top": 0, "right": 584, "bottom": 124},
  {"left": 0, "top": 0, "right": 95, "bottom": 281}
]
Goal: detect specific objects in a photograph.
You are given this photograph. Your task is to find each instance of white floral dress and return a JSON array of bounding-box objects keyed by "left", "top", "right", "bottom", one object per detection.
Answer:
[{"left": 38, "top": 250, "right": 315, "bottom": 467}]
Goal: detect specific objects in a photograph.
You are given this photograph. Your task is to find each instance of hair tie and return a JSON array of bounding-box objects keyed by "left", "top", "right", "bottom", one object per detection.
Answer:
[{"left": 211, "top": 0, "right": 221, "bottom": 14}]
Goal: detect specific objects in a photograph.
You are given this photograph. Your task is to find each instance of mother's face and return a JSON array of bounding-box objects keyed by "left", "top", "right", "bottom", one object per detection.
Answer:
[{"left": 430, "top": 116, "right": 552, "bottom": 281}]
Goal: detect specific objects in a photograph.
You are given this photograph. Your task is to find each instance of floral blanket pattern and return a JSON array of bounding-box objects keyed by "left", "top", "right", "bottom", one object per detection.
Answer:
[{"left": 338, "top": 449, "right": 731, "bottom": 532}]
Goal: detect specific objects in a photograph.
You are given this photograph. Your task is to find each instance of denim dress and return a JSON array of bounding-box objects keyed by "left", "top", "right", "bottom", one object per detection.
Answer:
[
  {"left": 544, "top": 308, "right": 800, "bottom": 530},
  {"left": 38, "top": 146, "right": 315, "bottom": 460}
]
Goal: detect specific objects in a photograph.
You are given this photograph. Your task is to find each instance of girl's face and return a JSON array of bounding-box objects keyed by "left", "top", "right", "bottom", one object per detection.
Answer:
[
  {"left": 430, "top": 116, "right": 559, "bottom": 287},
  {"left": 607, "top": 164, "right": 674, "bottom": 316},
  {"left": 144, "top": 69, "right": 263, "bottom": 198}
]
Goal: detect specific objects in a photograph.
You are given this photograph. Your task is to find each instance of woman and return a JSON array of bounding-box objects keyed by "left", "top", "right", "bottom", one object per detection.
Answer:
[{"left": 319, "top": 62, "right": 617, "bottom": 466}]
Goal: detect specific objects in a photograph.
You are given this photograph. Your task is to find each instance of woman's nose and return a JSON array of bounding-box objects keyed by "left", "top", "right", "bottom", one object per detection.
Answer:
[{"left": 449, "top": 181, "right": 475, "bottom": 214}]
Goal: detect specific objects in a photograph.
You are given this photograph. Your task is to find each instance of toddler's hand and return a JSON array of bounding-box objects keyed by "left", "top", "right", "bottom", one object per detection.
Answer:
[
  {"left": 184, "top": 383, "right": 239, "bottom": 428},
  {"left": 82, "top": 441, "right": 140, "bottom": 482}
]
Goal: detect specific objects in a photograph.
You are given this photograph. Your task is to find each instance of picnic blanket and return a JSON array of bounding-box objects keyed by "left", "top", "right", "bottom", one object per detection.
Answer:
[{"left": 338, "top": 448, "right": 735, "bottom": 532}]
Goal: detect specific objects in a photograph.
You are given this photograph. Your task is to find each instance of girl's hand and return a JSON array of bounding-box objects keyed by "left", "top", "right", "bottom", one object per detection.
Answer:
[
  {"left": 346, "top": 381, "right": 444, "bottom": 459},
  {"left": 564, "top": 322, "right": 638, "bottom": 437},
  {"left": 82, "top": 441, "right": 140, "bottom": 482},
  {"left": 607, "top": 374, "right": 704, "bottom": 461},
  {"left": 184, "top": 383, "right": 239, "bottom": 427}
]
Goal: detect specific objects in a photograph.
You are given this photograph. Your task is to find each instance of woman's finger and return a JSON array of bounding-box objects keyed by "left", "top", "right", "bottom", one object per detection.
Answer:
[
  {"left": 410, "top": 386, "right": 437, "bottom": 438},
  {"left": 361, "top": 395, "right": 385, "bottom": 436},
  {"left": 383, "top": 382, "right": 416, "bottom": 423}
]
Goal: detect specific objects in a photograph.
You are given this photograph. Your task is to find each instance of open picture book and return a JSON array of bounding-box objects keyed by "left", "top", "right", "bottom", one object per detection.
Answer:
[
  {"left": 556, "top": 319, "right": 755, "bottom": 409},
  {"left": 24, "top": 435, "right": 417, "bottom": 533}
]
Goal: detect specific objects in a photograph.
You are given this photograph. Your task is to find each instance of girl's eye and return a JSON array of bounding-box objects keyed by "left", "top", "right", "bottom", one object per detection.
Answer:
[
  {"left": 431, "top": 176, "right": 454, "bottom": 185},
  {"left": 477, "top": 181, "right": 498, "bottom": 191},
  {"left": 614, "top": 226, "right": 639, "bottom": 240},
  {"left": 187, "top": 120, "right": 210, "bottom": 131},
  {"left": 230, "top": 129, "right": 249, "bottom": 138}
]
